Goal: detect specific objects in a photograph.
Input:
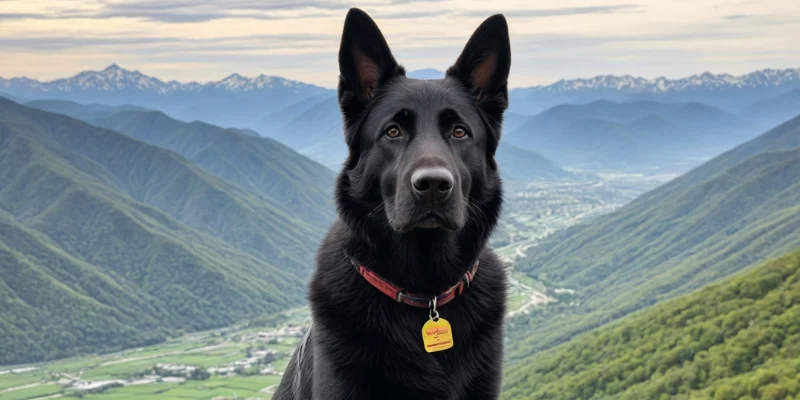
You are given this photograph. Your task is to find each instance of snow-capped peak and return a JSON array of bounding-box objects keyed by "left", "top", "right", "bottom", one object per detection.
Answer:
[
  {"left": 0, "top": 64, "right": 320, "bottom": 95},
  {"left": 526, "top": 67, "right": 800, "bottom": 94}
]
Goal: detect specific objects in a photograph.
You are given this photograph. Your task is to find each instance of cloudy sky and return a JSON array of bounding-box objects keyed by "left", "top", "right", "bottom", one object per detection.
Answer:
[{"left": 1, "top": 0, "right": 798, "bottom": 88}]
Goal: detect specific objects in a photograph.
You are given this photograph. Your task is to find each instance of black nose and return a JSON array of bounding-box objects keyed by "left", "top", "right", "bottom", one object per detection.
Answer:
[{"left": 411, "top": 167, "right": 454, "bottom": 202}]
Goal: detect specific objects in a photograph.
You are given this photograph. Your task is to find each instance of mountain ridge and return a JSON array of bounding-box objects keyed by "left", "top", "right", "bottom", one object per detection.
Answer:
[
  {"left": 506, "top": 99, "right": 750, "bottom": 169},
  {"left": 0, "top": 99, "right": 310, "bottom": 364},
  {"left": 503, "top": 248, "right": 800, "bottom": 400},
  {"left": 505, "top": 113, "right": 800, "bottom": 363},
  {"left": 4, "top": 65, "right": 798, "bottom": 96},
  {"left": 516, "top": 67, "right": 800, "bottom": 95},
  {"left": 0, "top": 64, "right": 327, "bottom": 95},
  {"left": 26, "top": 99, "right": 337, "bottom": 226}
]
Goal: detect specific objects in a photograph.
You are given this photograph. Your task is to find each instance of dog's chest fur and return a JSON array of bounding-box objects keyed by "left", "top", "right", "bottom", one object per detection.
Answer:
[{"left": 302, "top": 223, "right": 508, "bottom": 399}]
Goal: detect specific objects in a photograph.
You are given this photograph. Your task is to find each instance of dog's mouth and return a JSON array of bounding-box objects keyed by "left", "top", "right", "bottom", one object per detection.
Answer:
[
  {"left": 391, "top": 210, "right": 462, "bottom": 233},
  {"left": 414, "top": 213, "right": 445, "bottom": 229}
]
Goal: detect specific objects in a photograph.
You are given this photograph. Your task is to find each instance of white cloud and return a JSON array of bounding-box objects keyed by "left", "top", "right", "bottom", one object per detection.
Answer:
[{"left": 0, "top": 0, "right": 798, "bottom": 87}]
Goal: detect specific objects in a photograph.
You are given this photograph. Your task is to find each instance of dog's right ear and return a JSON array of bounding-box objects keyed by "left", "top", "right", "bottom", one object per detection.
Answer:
[
  {"left": 337, "top": 8, "right": 404, "bottom": 137},
  {"left": 446, "top": 14, "right": 511, "bottom": 129}
]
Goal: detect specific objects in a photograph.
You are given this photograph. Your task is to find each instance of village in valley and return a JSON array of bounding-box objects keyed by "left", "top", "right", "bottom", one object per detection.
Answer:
[{"left": 1, "top": 317, "right": 309, "bottom": 400}]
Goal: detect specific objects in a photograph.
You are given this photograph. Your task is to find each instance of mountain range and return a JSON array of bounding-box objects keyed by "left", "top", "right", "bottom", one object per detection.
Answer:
[
  {"left": 26, "top": 99, "right": 336, "bottom": 226},
  {"left": 4, "top": 64, "right": 799, "bottom": 132},
  {"left": 509, "top": 68, "right": 800, "bottom": 114},
  {"left": 502, "top": 249, "right": 800, "bottom": 399},
  {"left": 522, "top": 68, "right": 800, "bottom": 95},
  {"left": 4, "top": 65, "right": 799, "bottom": 174},
  {"left": 505, "top": 100, "right": 753, "bottom": 170},
  {"left": 0, "top": 64, "right": 323, "bottom": 96},
  {"left": 0, "top": 98, "right": 334, "bottom": 364},
  {"left": 505, "top": 113, "right": 800, "bottom": 363},
  {"left": 0, "top": 64, "right": 329, "bottom": 129}
]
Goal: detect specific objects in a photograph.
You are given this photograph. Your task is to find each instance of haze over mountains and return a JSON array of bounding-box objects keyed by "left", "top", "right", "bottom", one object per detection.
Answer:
[
  {"left": 505, "top": 100, "right": 753, "bottom": 169},
  {"left": 3, "top": 64, "right": 799, "bottom": 172}
]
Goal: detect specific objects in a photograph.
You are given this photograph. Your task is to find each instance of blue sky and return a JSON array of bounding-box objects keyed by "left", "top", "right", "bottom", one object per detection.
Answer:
[{"left": 1, "top": 0, "right": 798, "bottom": 88}]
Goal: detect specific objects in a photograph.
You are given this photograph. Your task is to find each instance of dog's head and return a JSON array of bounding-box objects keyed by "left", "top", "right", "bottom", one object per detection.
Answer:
[{"left": 336, "top": 8, "right": 509, "bottom": 236}]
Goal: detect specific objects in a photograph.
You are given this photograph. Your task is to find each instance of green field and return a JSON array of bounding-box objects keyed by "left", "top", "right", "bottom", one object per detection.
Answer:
[
  {"left": 82, "top": 376, "right": 282, "bottom": 400},
  {"left": 2, "top": 383, "right": 62, "bottom": 400},
  {"left": 0, "top": 311, "right": 311, "bottom": 400}
]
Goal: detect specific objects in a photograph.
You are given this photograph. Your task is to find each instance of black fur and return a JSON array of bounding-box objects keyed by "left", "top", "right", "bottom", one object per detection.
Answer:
[{"left": 274, "top": 8, "right": 511, "bottom": 400}]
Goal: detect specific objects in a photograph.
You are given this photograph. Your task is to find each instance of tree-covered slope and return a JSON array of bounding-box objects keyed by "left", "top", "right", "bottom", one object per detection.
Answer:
[
  {"left": 503, "top": 249, "right": 800, "bottom": 400},
  {"left": 0, "top": 99, "right": 311, "bottom": 364},
  {"left": 507, "top": 115, "right": 800, "bottom": 362},
  {"left": 27, "top": 99, "right": 336, "bottom": 225},
  {"left": 2, "top": 98, "right": 321, "bottom": 276}
]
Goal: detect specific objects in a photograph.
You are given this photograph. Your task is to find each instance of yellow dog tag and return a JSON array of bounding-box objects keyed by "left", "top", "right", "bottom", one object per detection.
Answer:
[{"left": 422, "top": 317, "right": 454, "bottom": 353}]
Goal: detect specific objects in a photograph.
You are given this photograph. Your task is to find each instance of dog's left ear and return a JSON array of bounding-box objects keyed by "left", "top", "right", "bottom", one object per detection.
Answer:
[
  {"left": 446, "top": 14, "right": 511, "bottom": 129},
  {"left": 338, "top": 8, "right": 405, "bottom": 134}
]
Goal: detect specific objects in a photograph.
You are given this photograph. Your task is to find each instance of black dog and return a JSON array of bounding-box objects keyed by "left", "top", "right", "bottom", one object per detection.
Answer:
[{"left": 274, "top": 8, "right": 510, "bottom": 400}]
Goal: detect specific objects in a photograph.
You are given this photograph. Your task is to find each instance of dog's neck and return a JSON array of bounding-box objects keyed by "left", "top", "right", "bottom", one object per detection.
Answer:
[{"left": 344, "top": 223, "right": 490, "bottom": 295}]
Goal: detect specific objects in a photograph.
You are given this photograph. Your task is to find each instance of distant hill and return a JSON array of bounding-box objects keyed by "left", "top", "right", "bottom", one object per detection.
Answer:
[
  {"left": 407, "top": 69, "right": 444, "bottom": 80},
  {"left": 0, "top": 64, "right": 331, "bottom": 129},
  {"left": 27, "top": 99, "right": 150, "bottom": 120},
  {"left": 507, "top": 100, "right": 751, "bottom": 169},
  {"left": 496, "top": 143, "right": 574, "bottom": 181},
  {"left": 505, "top": 114, "right": 800, "bottom": 362},
  {"left": 503, "top": 249, "right": 800, "bottom": 400},
  {"left": 744, "top": 88, "right": 800, "bottom": 132},
  {"left": 28, "top": 99, "right": 337, "bottom": 226},
  {"left": 0, "top": 91, "right": 26, "bottom": 103},
  {"left": 256, "top": 95, "right": 344, "bottom": 167},
  {"left": 509, "top": 67, "right": 800, "bottom": 114},
  {"left": 249, "top": 92, "right": 334, "bottom": 138},
  {"left": 0, "top": 98, "right": 312, "bottom": 364}
]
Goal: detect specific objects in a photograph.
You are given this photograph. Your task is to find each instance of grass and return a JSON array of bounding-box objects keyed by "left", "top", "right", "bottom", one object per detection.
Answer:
[
  {"left": 79, "top": 376, "right": 281, "bottom": 400},
  {"left": 2, "top": 383, "right": 61, "bottom": 400},
  {"left": 0, "top": 374, "right": 44, "bottom": 391}
]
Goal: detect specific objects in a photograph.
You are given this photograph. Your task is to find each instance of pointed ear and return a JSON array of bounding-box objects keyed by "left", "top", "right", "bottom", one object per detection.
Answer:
[
  {"left": 337, "top": 8, "right": 404, "bottom": 130},
  {"left": 446, "top": 14, "right": 511, "bottom": 124}
]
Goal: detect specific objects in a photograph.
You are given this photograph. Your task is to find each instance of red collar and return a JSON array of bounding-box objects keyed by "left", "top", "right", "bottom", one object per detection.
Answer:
[{"left": 347, "top": 255, "right": 479, "bottom": 308}]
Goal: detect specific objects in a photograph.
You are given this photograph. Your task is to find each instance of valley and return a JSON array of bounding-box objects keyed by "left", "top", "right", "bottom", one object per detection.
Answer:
[{"left": 0, "top": 171, "right": 673, "bottom": 400}]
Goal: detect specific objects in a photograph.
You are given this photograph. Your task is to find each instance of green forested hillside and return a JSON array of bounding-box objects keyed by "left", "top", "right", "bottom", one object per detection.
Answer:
[
  {"left": 0, "top": 98, "right": 310, "bottom": 364},
  {"left": 2, "top": 98, "right": 322, "bottom": 276},
  {"left": 503, "top": 249, "right": 800, "bottom": 400},
  {"left": 27, "top": 99, "right": 336, "bottom": 225},
  {"left": 507, "top": 115, "right": 800, "bottom": 362}
]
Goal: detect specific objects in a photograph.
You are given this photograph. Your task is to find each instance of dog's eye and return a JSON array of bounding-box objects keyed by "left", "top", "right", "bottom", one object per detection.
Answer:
[
  {"left": 385, "top": 126, "right": 402, "bottom": 139},
  {"left": 452, "top": 126, "right": 468, "bottom": 138}
]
